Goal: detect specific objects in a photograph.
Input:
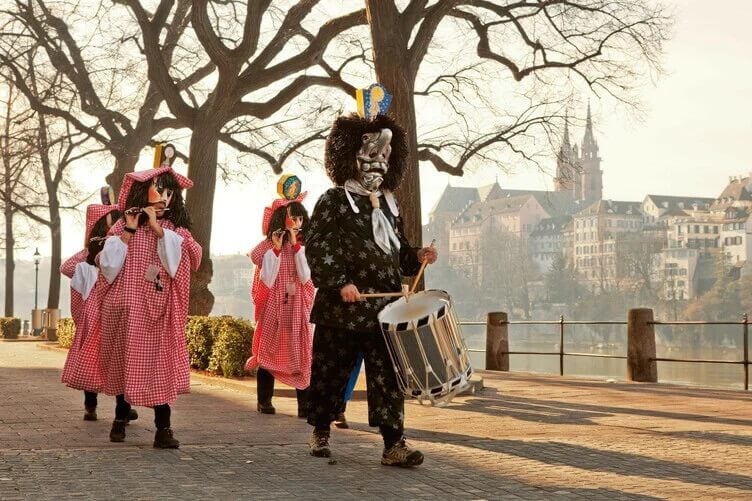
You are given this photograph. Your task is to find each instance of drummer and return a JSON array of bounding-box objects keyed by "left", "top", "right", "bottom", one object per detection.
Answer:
[{"left": 304, "top": 84, "right": 438, "bottom": 467}]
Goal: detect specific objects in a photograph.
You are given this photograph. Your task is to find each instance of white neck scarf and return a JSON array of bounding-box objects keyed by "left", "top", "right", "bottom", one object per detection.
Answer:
[{"left": 343, "top": 179, "right": 401, "bottom": 255}]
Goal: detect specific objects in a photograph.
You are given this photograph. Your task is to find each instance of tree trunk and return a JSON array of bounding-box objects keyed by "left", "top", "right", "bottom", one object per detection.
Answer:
[
  {"left": 106, "top": 149, "right": 141, "bottom": 200},
  {"left": 185, "top": 118, "right": 219, "bottom": 315},
  {"left": 47, "top": 212, "right": 61, "bottom": 309},
  {"left": 366, "top": 3, "right": 423, "bottom": 248},
  {"left": 4, "top": 205, "right": 13, "bottom": 316}
]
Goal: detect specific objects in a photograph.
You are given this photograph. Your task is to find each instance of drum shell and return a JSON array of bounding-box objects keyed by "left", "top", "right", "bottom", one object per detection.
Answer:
[{"left": 378, "top": 290, "right": 472, "bottom": 405}]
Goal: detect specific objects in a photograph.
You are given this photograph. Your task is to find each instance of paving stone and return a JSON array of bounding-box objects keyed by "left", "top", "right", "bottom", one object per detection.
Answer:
[{"left": 1, "top": 341, "right": 751, "bottom": 499}]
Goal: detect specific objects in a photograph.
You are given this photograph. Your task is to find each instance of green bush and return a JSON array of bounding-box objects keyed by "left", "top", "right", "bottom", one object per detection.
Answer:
[
  {"left": 0, "top": 317, "right": 21, "bottom": 339},
  {"left": 57, "top": 318, "right": 76, "bottom": 349},
  {"left": 185, "top": 316, "right": 215, "bottom": 370},
  {"left": 207, "top": 316, "right": 254, "bottom": 377}
]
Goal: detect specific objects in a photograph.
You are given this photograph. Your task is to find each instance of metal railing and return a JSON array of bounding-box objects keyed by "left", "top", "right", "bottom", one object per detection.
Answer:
[
  {"left": 459, "top": 313, "right": 751, "bottom": 390},
  {"left": 649, "top": 314, "right": 749, "bottom": 390},
  {"left": 461, "top": 316, "right": 627, "bottom": 377}
]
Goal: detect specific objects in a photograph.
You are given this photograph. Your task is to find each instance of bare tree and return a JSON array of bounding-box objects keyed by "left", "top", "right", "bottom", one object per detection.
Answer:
[
  {"left": 7, "top": 54, "right": 94, "bottom": 310},
  {"left": 365, "top": 0, "right": 671, "bottom": 246},
  {"left": 479, "top": 228, "right": 536, "bottom": 319},
  {"left": 122, "top": 0, "right": 368, "bottom": 313},
  {"left": 615, "top": 230, "right": 663, "bottom": 300},
  {"left": 1, "top": 0, "right": 368, "bottom": 314},
  {"left": 0, "top": 78, "right": 35, "bottom": 316},
  {"left": 0, "top": 0, "right": 204, "bottom": 193}
]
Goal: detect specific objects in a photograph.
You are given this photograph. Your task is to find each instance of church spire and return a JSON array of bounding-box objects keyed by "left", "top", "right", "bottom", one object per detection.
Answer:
[
  {"left": 579, "top": 100, "right": 602, "bottom": 202},
  {"left": 583, "top": 101, "right": 595, "bottom": 147}
]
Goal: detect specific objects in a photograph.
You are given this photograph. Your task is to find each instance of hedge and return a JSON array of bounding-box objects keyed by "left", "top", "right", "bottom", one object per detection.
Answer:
[
  {"left": 57, "top": 318, "right": 76, "bottom": 349},
  {"left": 186, "top": 316, "right": 254, "bottom": 377},
  {"left": 0, "top": 317, "right": 21, "bottom": 339},
  {"left": 52, "top": 314, "right": 254, "bottom": 378},
  {"left": 207, "top": 317, "right": 254, "bottom": 377}
]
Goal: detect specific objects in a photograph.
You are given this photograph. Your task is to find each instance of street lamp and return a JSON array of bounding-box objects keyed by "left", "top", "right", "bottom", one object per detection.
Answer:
[{"left": 33, "top": 248, "right": 41, "bottom": 335}]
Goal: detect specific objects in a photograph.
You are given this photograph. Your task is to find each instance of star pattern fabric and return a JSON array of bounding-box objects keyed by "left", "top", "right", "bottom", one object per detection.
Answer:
[
  {"left": 305, "top": 187, "right": 422, "bottom": 431},
  {"left": 307, "top": 325, "right": 404, "bottom": 430},
  {"left": 306, "top": 187, "right": 421, "bottom": 332}
]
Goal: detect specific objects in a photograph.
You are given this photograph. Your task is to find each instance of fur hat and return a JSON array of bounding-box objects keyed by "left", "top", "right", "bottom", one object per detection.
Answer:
[{"left": 324, "top": 113, "right": 408, "bottom": 192}]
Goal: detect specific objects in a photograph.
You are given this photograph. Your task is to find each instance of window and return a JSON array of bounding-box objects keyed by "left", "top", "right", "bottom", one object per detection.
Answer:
[{"left": 694, "top": 225, "right": 700, "bottom": 233}]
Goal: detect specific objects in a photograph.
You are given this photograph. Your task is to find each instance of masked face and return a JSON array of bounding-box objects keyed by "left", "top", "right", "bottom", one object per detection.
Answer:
[
  {"left": 356, "top": 128, "right": 392, "bottom": 191},
  {"left": 148, "top": 177, "right": 173, "bottom": 217}
]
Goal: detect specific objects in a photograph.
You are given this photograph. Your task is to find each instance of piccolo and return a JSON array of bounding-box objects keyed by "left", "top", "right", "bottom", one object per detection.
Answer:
[
  {"left": 124, "top": 207, "right": 170, "bottom": 215},
  {"left": 272, "top": 228, "right": 301, "bottom": 236}
]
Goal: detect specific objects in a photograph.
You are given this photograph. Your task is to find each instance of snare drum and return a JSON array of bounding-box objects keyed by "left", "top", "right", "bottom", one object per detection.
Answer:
[{"left": 378, "top": 290, "right": 473, "bottom": 406}]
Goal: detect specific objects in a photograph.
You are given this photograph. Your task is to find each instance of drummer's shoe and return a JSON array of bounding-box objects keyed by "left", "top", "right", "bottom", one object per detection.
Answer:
[
  {"left": 333, "top": 412, "right": 349, "bottom": 429},
  {"left": 153, "top": 428, "right": 180, "bottom": 449},
  {"left": 381, "top": 439, "right": 424, "bottom": 467},
  {"left": 125, "top": 408, "right": 139, "bottom": 424},
  {"left": 83, "top": 406, "right": 97, "bottom": 421},
  {"left": 308, "top": 430, "right": 331, "bottom": 458},
  {"left": 257, "top": 401, "right": 276, "bottom": 415}
]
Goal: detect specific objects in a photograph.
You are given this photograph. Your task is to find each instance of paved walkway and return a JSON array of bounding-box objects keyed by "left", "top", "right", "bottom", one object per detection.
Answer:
[{"left": 1, "top": 341, "right": 751, "bottom": 500}]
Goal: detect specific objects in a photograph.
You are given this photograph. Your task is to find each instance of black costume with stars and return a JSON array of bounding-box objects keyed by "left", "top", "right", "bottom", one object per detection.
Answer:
[{"left": 306, "top": 187, "right": 421, "bottom": 433}]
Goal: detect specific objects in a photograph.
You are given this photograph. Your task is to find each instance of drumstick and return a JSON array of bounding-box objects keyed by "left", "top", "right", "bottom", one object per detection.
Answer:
[
  {"left": 359, "top": 292, "right": 406, "bottom": 299},
  {"left": 410, "top": 239, "right": 435, "bottom": 294}
]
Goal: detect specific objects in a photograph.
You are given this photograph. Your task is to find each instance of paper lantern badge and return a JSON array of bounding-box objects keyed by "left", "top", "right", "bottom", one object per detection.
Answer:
[{"left": 356, "top": 84, "right": 392, "bottom": 120}]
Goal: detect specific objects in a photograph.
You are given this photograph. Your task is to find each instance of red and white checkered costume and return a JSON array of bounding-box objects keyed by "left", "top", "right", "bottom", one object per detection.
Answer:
[
  {"left": 61, "top": 204, "right": 120, "bottom": 390},
  {"left": 68, "top": 167, "right": 201, "bottom": 407},
  {"left": 245, "top": 239, "right": 315, "bottom": 389},
  {"left": 244, "top": 191, "right": 315, "bottom": 390}
]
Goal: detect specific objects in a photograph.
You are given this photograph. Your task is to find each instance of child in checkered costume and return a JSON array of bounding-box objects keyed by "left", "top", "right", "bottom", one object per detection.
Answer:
[
  {"left": 61, "top": 204, "right": 138, "bottom": 424},
  {"left": 95, "top": 164, "right": 201, "bottom": 448},
  {"left": 245, "top": 175, "right": 314, "bottom": 417}
]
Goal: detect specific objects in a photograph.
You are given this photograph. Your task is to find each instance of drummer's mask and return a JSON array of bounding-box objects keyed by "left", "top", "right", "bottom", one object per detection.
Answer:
[{"left": 356, "top": 128, "right": 392, "bottom": 192}]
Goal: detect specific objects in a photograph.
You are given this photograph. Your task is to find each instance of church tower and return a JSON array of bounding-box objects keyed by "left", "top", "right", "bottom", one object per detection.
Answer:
[
  {"left": 579, "top": 103, "right": 603, "bottom": 202},
  {"left": 554, "top": 117, "right": 581, "bottom": 201},
  {"left": 554, "top": 105, "right": 603, "bottom": 203}
]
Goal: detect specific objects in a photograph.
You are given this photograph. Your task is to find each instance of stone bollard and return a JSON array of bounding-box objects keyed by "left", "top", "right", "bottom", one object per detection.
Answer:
[
  {"left": 485, "top": 312, "right": 509, "bottom": 371},
  {"left": 627, "top": 308, "right": 657, "bottom": 382}
]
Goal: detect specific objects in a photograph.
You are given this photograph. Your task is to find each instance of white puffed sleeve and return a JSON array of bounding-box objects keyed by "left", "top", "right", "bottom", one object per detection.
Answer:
[
  {"left": 158, "top": 228, "right": 184, "bottom": 278},
  {"left": 260, "top": 249, "right": 281, "bottom": 288},
  {"left": 100, "top": 236, "right": 128, "bottom": 284},
  {"left": 70, "top": 262, "right": 99, "bottom": 300},
  {"left": 294, "top": 247, "right": 311, "bottom": 284}
]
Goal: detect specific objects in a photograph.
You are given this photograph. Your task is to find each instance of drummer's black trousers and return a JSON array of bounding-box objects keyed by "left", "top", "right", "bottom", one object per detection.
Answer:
[{"left": 307, "top": 325, "right": 404, "bottom": 438}]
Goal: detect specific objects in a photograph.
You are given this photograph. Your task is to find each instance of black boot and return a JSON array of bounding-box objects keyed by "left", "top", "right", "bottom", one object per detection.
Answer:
[
  {"left": 296, "top": 388, "right": 308, "bottom": 419},
  {"left": 153, "top": 428, "right": 180, "bottom": 449},
  {"left": 83, "top": 406, "right": 97, "bottom": 422},
  {"left": 109, "top": 420, "right": 126, "bottom": 442},
  {"left": 257, "top": 401, "right": 276, "bottom": 414},
  {"left": 126, "top": 408, "right": 139, "bottom": 424}
]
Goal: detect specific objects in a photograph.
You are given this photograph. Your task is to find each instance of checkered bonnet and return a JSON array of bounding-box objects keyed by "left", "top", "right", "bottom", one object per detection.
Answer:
[
  {"left": 117, "top": 166, "right": 193, "bottom": 211},
  {"left": 261, "top": 192, "right": 307, "bottom": 235},
  {"left": 85, "top": 204, "right": 120, "bottom": 245}
]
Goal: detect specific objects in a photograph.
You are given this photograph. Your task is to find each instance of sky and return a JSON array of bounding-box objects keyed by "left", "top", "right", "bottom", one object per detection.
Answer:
[{"left": 19, "top": 1, "right": 752, "bottom": 261}]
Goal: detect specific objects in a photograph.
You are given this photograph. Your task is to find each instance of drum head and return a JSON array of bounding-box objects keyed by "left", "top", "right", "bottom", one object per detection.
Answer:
[{"left": 378, "top": 289, "right": 450, "bottom": 325}]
